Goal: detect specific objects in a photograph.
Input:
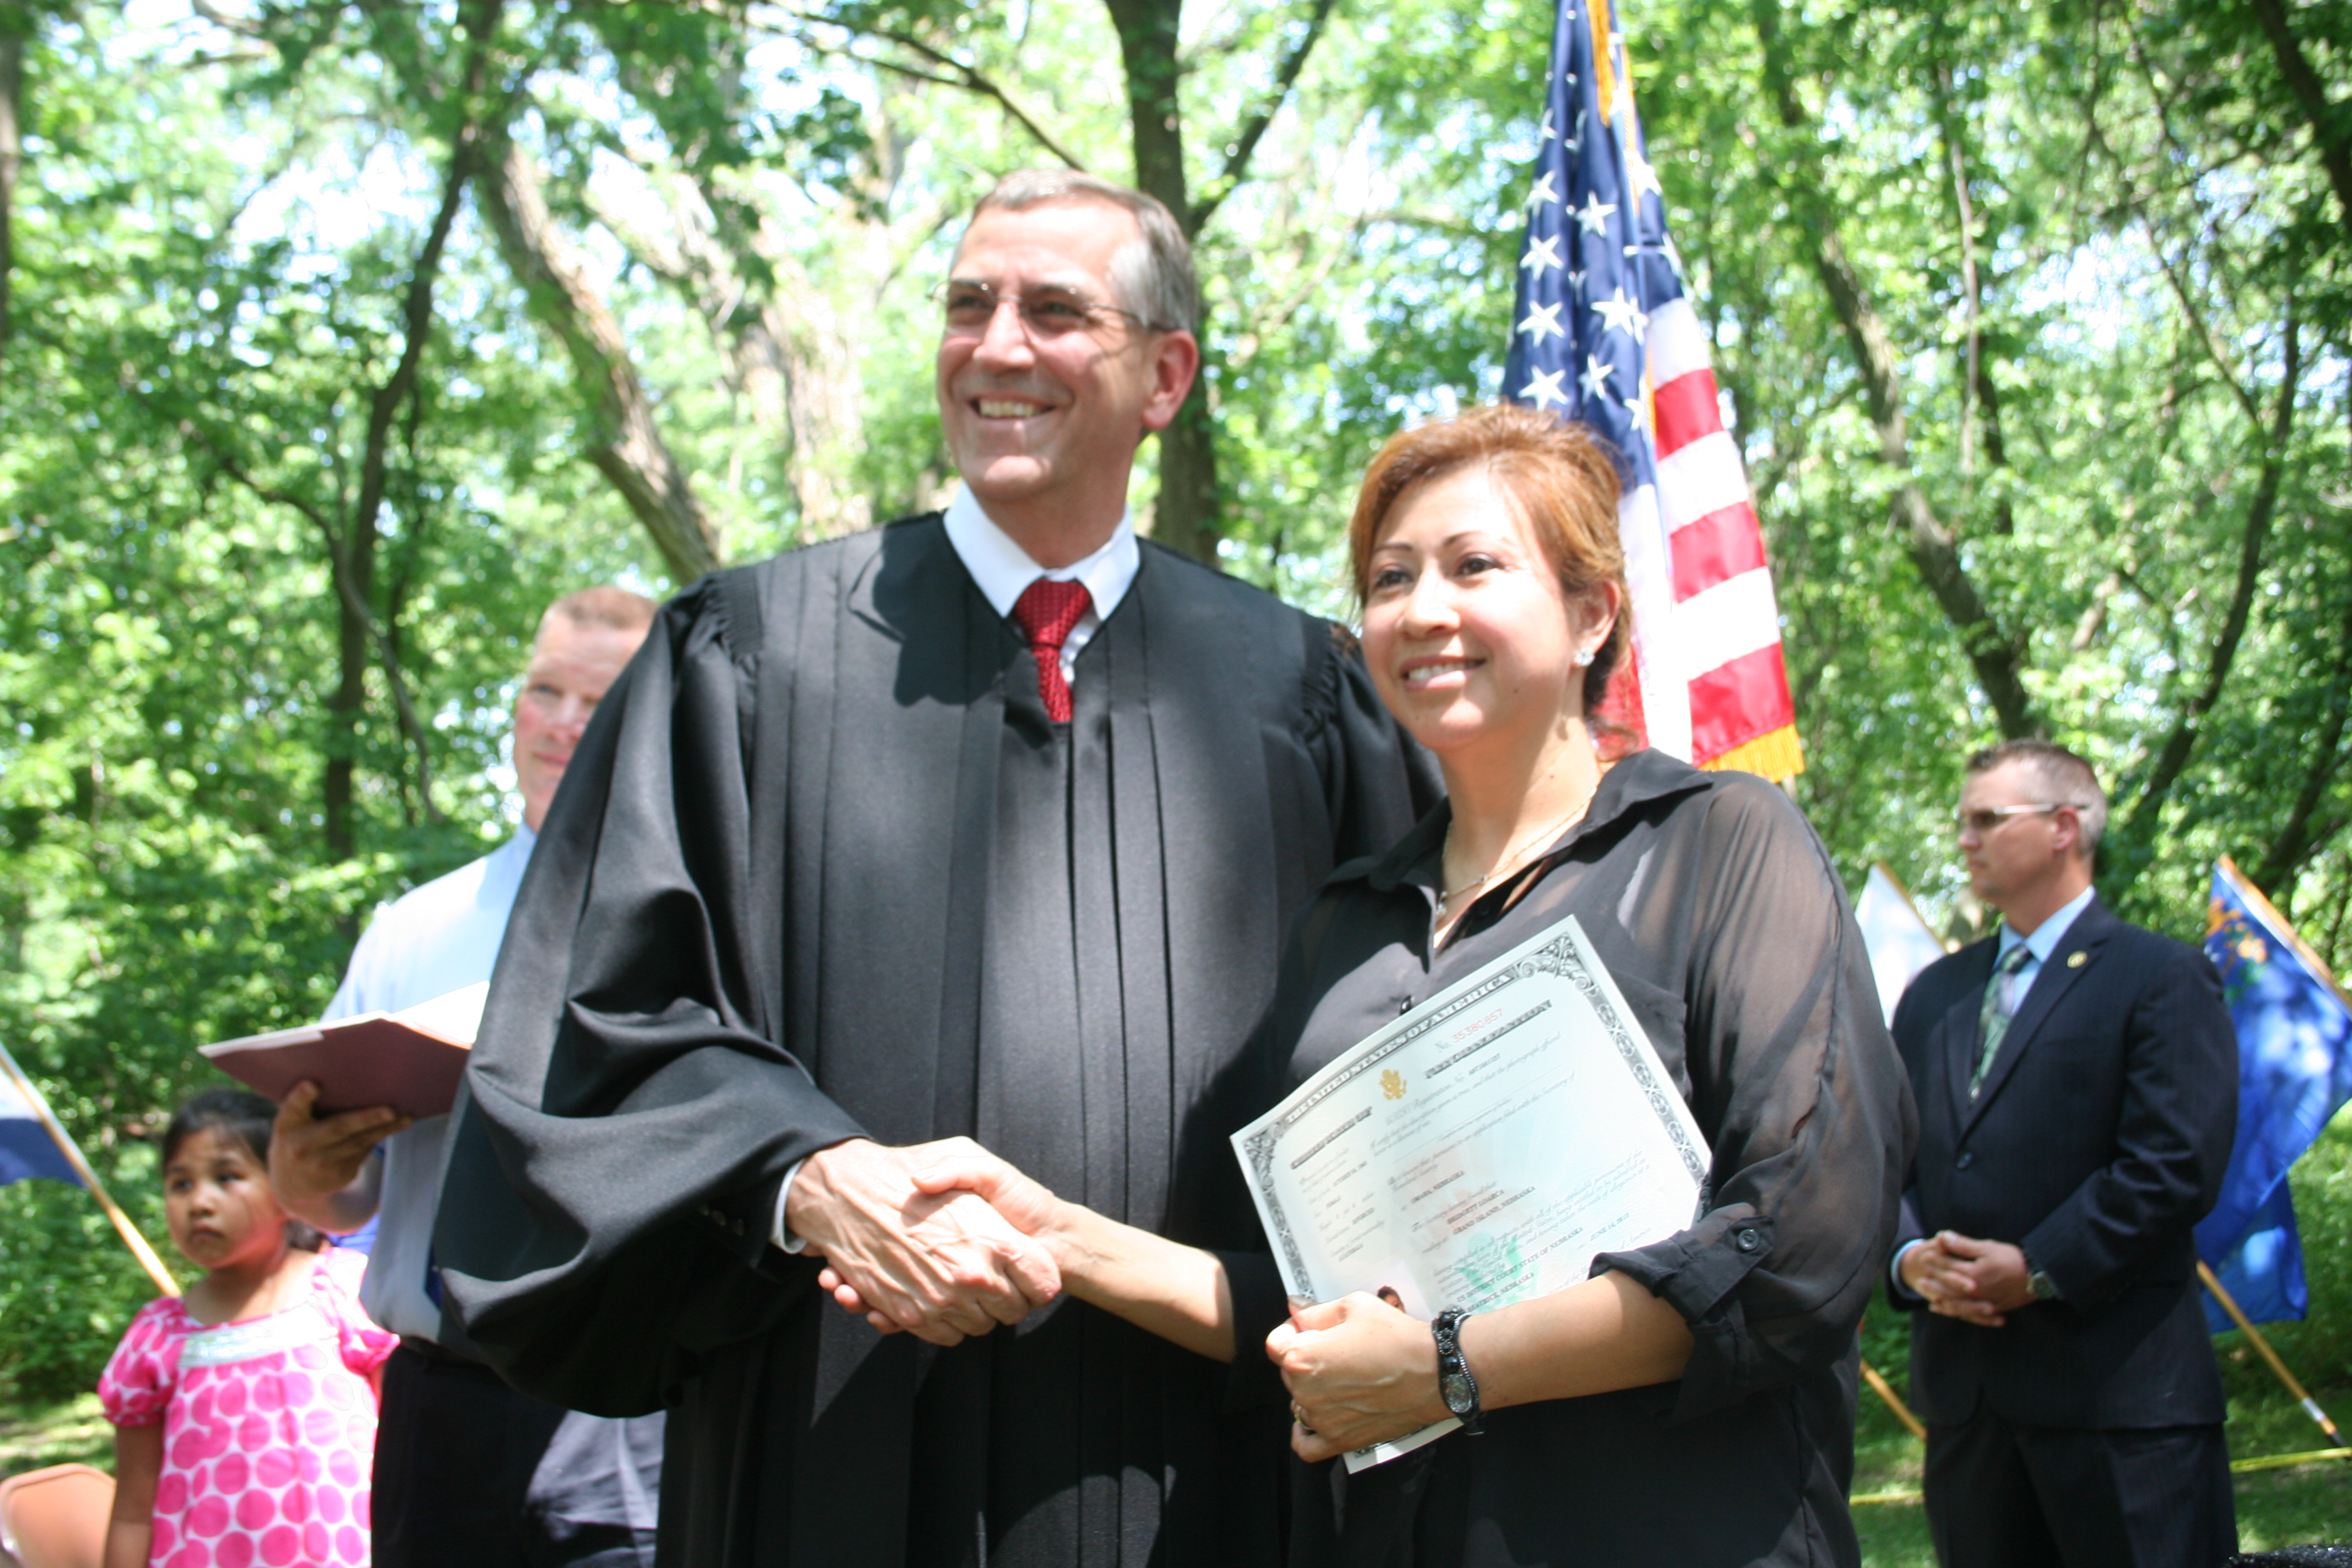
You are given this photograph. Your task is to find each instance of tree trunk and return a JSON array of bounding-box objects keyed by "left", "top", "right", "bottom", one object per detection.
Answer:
[
  {"left": 2246, "top": 0, "right": 2352, "bottom": 255},
  {"left": 598, "top": 168, "right": 872, "bottom": 540},
  {"left": 1750, "top": 0, "right": 2036, "bottom": 737},
  {"left": 0, "top": 10, "right": 24, "bottom": 361},
  {"left": 2106, "top": 316, "right": 2302, "bottom": 894},
  {"left": 321, "top": 115, "right": 479, "bottom": 853},
  {"left": 1102, "top": 0, "right": 1222, "bottom": 564},
  {"left": 478, "top": 138, "right": 725, "bottom": 581}
]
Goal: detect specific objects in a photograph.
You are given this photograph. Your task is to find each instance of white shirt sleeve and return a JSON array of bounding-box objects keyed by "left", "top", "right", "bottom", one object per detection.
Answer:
[{"left": 770, "top": 1158, "right": 810, "bottom": 1254}]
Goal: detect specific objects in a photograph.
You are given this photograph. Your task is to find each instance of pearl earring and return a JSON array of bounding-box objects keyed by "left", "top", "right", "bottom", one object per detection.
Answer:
[{"left": 1573, "top": 648, "right": 1595, "bottom": 668}]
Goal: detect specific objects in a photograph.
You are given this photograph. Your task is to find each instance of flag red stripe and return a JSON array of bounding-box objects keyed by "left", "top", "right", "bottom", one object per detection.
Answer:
[
  {"left": 1670, "top": 503, "right": 1767, "bottom": 602},
  {"left": 1688, "top": 643, "right": 1796, "bottom": 765},
  {"left": 1651, "top": 367, "right": 1722, "bottom": 460}
]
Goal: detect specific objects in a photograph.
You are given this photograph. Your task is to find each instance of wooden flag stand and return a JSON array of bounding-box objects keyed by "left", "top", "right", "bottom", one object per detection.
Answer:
[
  {"left": 0, "top": 1042, "right": 180, "bottom": 1298},
  {"left": 2200, "top": 1261, "right": 2346, "bottom": 1458}
]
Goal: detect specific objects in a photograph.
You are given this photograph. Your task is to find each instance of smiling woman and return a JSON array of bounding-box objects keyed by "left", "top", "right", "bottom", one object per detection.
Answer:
[
  {"left": 906, "top": 404, "right": 1916, "bottom": 1567},
  {"left": 1347, "top": 409, "right": 1630, "bottom": 946}
]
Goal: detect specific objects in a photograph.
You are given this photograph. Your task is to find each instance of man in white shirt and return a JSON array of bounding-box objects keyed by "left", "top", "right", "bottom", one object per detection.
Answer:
[
  {"left": 1889, "top": 740, "right": 2238, "bottom": 1568},
  {"left": 272, "top": 587, "right": 663, "bottom": 1568}
]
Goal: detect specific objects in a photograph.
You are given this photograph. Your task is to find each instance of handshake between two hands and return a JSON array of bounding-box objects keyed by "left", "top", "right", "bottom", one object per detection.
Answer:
[
  {"left": 785, "top": 1135, "right": 1449, "bottom": 1463},
  {"left": 786, "top": 1137, "right": 1066, "bottom": 1347}
]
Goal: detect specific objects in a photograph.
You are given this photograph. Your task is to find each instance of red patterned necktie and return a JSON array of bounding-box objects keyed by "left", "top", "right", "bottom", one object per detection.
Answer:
[{"left": 1011, "top": 578, "right": 1092, "bottom": 723}]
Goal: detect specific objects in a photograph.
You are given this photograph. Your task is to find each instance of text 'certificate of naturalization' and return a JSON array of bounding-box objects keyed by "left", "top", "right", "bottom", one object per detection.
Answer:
[{"left": 1232, "top": 913, "right": 1712, "bottom": 1471}]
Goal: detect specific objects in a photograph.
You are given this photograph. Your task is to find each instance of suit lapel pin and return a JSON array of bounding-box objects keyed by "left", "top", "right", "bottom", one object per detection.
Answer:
[{"left": 2067, "top": 951, "right": 2088, "bottom": 968}]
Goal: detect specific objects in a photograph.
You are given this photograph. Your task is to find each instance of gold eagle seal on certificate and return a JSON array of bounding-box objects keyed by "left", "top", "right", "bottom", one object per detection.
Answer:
[{"left": 1380, "top": 1068, "right": 1407, "bottom": 1100}]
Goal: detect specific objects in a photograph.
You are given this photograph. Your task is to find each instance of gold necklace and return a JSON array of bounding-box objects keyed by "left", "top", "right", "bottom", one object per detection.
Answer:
[{"left": 1437, "top": 779, "right": 1601, "bottom": 909}]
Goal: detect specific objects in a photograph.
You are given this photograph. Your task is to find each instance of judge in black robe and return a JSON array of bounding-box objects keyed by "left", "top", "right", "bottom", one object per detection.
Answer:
[{"left": 431, "top": 506, "right": 1436, "bottom": 1567}]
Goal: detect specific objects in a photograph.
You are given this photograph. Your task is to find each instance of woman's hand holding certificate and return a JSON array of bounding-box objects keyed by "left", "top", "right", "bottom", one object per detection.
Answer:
[{"left": 1232, "top": 913, "right": 1711, "bottom": 1470}]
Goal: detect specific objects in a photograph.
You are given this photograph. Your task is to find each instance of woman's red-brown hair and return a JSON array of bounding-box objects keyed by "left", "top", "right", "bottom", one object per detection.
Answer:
[{"left": 1348, "top": 404, "right": 1630, "bottom": 715}]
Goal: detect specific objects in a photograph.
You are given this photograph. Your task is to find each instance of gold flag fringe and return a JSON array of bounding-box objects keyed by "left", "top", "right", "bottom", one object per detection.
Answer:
[{"left": 1698, "top": 723, "right": 1805, "bottom": 783}]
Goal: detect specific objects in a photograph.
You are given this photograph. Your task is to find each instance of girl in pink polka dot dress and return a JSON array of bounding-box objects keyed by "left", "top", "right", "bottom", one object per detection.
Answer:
[{"left": 99, "top": 1089, "right": 395, "bottom": 1568}]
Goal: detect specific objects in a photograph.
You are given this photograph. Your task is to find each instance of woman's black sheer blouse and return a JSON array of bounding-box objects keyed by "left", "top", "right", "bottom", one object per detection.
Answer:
[{"left": 1209, "top": 748, "right": 1917, "bottom": 1567}]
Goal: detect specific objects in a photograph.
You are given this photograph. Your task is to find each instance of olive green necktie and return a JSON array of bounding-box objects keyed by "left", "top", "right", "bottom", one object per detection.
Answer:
[{"left": 1970, "top": 943, "right": 2035, "bottom": 1099}]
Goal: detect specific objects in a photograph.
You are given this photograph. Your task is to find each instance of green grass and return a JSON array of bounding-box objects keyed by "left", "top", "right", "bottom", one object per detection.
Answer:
[
  {"left": 1846, "top": 1367, "right": 2352, "bottom": 1564},
  {"left": 0, "top": 1392, "right": 112, "bottom": 1477}
]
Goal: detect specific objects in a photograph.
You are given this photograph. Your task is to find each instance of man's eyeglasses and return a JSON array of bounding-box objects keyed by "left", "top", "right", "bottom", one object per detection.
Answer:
[
  {"left": 932, "top": 280, "right": 1169, "bottom": 340},
  {"left": 1955, "top": 802, "right": 2080, "bottom": 836}
]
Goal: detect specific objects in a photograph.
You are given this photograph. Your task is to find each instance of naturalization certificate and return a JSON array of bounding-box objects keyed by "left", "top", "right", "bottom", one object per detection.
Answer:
[{"left": 1232, "top": 912, "right": 1712, "bottom": 1469}]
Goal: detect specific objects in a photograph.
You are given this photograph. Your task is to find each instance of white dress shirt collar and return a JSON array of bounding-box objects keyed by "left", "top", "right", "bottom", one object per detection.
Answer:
[
  {"left": 941, "top": 487, "right": 1139, "bottom": 684},
  {"left": 1999, "top": 882, "right": 2097, "bottom": 966}
]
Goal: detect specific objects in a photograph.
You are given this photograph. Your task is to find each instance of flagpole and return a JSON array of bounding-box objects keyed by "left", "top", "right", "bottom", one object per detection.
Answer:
[
  {"left": 1860, "top": 1356, "right": 1926, "bottom": 1441},
  {"left": 1874, "top": 862, "right": 1957, "bottom": 955},
  {"left": 2199, "top": 1261, "right": 2343, "bottom": 1454},
  {"left": 0, "top": 1043, "right": 181, "bottom": 1298}
]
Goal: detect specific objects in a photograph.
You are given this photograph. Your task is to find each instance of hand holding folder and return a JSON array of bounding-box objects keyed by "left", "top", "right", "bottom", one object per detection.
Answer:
[{"left": 199, "top": 981, "right": 488, "bottom": 1120}]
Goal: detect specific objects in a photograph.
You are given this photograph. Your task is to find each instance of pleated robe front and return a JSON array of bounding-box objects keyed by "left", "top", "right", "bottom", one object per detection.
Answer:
[{"left": 434, "top": 515, "right": 1436, "bottom": 1568}]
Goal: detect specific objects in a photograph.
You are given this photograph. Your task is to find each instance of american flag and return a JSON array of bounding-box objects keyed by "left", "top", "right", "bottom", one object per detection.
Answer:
[{"left": 1503, "top": 0, "right": 1802, "bottom": 779}]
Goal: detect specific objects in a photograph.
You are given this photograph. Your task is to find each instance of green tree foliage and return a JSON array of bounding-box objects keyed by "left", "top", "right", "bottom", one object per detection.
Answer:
[{"left": 1, "top": 0, "right": 2347, "bottom": 1405}]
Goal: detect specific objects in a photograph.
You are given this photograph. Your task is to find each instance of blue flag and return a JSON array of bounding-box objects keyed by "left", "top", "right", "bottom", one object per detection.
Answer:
[
  {"left": 1, "top": 1047, "right": 85, "bottom": 1190},
  {"left": 2196, "top": 858, "right": 2352, "bottom": 1330}
]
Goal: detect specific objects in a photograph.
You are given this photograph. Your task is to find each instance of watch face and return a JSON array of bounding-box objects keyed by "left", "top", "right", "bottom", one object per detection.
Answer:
[{"left": 1441, "top": 1371, "right": 1475, "bottom": 1415}]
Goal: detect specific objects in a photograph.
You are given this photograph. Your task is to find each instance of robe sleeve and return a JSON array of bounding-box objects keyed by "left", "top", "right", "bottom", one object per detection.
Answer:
[
  {"left": 1590, "top": 774, "right": 1918, "bottom": 1422},
  {"left": 434, "top": 571, "right": 867, "bottom": 1418}
]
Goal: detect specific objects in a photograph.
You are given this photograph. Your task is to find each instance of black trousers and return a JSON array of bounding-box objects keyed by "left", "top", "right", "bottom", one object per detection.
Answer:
[
  {"left": 1923, "top": 1405, "right": 2236, "bottom": 1568},
  {"left": 374, "top": 1343, "right": 657, "bottom": 1568}
]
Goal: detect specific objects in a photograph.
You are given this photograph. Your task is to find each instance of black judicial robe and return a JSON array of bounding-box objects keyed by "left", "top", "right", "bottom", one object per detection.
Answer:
[{"left": 433, "top": 514, "right": 1438, "bottom": 1568}]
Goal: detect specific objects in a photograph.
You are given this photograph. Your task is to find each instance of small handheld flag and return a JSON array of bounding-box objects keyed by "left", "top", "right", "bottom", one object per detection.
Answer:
[
  {"left": 1505, "top": 0, "right": 1801, "bottom": 779},
  {"left": 2195, "top": 858, "right": 2352, "bottom": 1330}
]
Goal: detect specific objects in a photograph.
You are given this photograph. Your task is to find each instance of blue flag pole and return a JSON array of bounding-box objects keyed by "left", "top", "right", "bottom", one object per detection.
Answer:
[{"left": 0, "top": 1041, "right": 181, "bottom": 1296}]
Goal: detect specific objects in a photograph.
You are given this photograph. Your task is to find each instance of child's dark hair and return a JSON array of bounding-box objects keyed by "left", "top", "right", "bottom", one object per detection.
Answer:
[{"left": 163, "top": 1088, "right": 325, "bottom": 1253}]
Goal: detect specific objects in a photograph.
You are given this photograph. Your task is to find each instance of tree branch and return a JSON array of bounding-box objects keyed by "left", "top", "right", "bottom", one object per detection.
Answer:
[
  {"left": 589, "top": 157, "right": 872, "bottom": 540},
  {"left": 179, "top": 418, "right": 442, "bottom": 825},
  {"left": 0, "top": 18, "right": 22, "bottom": 361},
  {"left": 1190, "top": 0, "right": 1340, "bottom": 231},
  {"left": 2245, "top": 0, "right": 2352, "bottom": 254},
  {"left": 478, "top": 133, "right": 724, "bottom": 581},
  {"left": 349, "top": 120, "right": 476, "bottom": 630},
  {"left": 2112, "top": 304, "right": 2302, "bottom": 879},
  {"left": 768, "top": 11, "right": 1087, "bottom": 172},
  {"left": 2255, "top": 585, "right": 2352, "bottom": 898},
  {"left": 1750, "top": 0, "right": 2035, "bottom": 736}
]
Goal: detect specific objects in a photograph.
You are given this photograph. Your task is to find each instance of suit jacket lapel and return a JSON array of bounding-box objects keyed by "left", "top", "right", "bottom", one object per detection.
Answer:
[{"left": 1961, "top": 896, "right": 2114, "bottom": 1137}]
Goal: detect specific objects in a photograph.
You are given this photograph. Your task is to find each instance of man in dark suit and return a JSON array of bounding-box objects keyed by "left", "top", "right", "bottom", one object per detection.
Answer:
[{"left": 1891, "top": 738, "right": 2238, "bottom": 1568}]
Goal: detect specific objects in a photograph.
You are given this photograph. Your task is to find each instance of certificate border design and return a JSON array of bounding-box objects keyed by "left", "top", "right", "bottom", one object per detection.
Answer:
[
  {"left": 1239, "top": 917, "right": 1705, "bottom": 1298},
  {"left": 1520, "top": 939, "right": 1711, "bottom": 1193}
]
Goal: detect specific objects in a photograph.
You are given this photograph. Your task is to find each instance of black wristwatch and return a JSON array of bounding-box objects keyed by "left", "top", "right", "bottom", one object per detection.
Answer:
[
  {"left": 2023, "top": 1251, "right": 2061, "bottom": 1303},
  {"left": 1431, "top": 1307, "right": 1484, "bottom": 1435}
]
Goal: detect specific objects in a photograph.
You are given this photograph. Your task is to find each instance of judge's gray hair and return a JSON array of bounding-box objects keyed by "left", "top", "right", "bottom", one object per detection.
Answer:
[
  {"left": 968, "top": 170, "right": 1199, "bottom": 335},
  {"left": 1965, "top": 738, "right": 2109, "bottom": 856}
]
